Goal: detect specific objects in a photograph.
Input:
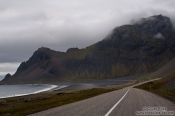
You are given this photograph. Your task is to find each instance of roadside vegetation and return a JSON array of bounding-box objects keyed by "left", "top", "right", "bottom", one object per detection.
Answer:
[
  {"left": 0, "top": 88, "right": 117, "bottom": 116},
  {"left": 136, "top": 78, "right": 175, "bottom": 102}
]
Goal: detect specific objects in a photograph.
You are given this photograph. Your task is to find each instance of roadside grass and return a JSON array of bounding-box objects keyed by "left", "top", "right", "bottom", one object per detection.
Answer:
[
  {"left": 0, "top": 88, "right": 117, "bottom": 116},
  {"left": 135, "top": 79, "right": 175, "bottom": 102}
]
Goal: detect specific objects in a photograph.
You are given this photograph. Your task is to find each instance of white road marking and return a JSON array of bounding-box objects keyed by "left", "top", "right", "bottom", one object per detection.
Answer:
[{"left": 105, "top": 89, "right": 130, "bottom": 116}]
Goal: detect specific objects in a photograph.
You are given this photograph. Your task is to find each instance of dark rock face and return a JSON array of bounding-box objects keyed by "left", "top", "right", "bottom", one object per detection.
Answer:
[
  {"left": 16, "top": 47, "right": 51, "bottom": 74},
  {"left": 2, "top": 73, "right": 12, "bottom": 83},
  {"left": 91, "top": 15, "right": 175, "bottom": 74},
  {"left": 67, "top": 48, "right": 80, "bottom": 53},
  {"left": 1, "top": 15, "right": 175, "bottom": 84},
  {"left": 5, "top": 73, "right": 11, "bottom": 79}
]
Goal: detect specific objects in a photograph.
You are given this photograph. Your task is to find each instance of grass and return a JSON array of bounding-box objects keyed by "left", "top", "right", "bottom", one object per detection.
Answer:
[
  {"left": 135, "top": 79, "right": 175, "bottom": 102},
  {"left": 0, "top": 88, "right": 117, "bottom": 116}
]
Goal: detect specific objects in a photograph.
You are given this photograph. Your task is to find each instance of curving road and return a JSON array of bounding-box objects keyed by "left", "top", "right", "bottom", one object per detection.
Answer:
[{"left": 30, "top": 87, "right": 175, "bottom": 116}]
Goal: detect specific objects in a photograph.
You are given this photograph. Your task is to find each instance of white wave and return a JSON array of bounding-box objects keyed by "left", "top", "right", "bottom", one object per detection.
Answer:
[{"left": 0, "top": 84, "right": 68, "bottom": 99}]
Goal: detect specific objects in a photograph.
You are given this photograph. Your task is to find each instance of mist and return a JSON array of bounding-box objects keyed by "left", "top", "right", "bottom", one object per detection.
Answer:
[
  {"left": 0, "top": 0, "right": 175, "bottom": 63},
  {"left": 0, "top": 62, "right": 20, "bottom": 76}
]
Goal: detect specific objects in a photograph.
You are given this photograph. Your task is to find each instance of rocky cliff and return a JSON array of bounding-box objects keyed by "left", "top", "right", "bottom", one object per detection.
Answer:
[{"left": 2, "top": 15, "right": 175, "bottom": 84}]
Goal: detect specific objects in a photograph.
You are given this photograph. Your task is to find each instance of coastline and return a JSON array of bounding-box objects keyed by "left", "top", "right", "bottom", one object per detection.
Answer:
[{"left": 0, "top": 84, "right": 59, "bottom": 99}]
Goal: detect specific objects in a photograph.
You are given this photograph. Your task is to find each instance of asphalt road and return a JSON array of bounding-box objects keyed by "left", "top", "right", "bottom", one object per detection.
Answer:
[{"left": 30, "top": 87, "right": 175, "bottom": 116}]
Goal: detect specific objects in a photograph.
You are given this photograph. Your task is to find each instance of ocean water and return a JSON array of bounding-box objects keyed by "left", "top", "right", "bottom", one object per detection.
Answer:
[{"left": 0, "top": 84, "right": 58, "bottom": 99}]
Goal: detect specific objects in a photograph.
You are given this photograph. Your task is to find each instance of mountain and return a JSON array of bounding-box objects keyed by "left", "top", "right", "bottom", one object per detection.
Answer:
[{"left": 1, "top": 15, "right": 175, "bottom": 84}]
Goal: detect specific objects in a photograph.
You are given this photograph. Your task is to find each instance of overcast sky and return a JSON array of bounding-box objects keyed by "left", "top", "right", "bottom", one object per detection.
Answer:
[{"left": 0, "top": 0, "right": 175, "bottom": 67}]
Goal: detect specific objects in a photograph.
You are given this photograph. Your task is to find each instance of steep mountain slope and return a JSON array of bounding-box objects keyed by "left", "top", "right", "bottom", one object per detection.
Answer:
[{"left": 1, "top": 15, "right": 175, "bottom": 84}]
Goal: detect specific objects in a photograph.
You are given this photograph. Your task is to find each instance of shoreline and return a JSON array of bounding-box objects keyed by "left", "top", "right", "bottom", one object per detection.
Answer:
[
  {"left": 0, "top": 82, "right": 136, "bottom": 116},
  {"left": 0, "top": 84, "right": 59, "bottom": 99},
  {"left": 0, "top": 78, "right": 136, "bottom": 99}
]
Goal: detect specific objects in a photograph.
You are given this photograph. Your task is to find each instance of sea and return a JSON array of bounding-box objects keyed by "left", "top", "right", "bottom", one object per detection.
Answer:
[
  {"left": 0, "top": 84, "right": 59, "bottom": 99},
  {"left": 0, "top": 63, "right": 59, "bottom": 99}
]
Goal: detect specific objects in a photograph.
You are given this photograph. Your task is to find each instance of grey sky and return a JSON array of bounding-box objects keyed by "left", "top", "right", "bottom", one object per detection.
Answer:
[
  {"left": 0, "top": 0, "right": 175, "bottom": 63},
  {"left": 0, "top": 62, "right": 20, "bottom": 75}
]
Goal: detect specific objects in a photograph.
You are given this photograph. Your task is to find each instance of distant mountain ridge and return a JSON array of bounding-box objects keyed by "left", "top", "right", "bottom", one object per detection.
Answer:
[{"left": 1, "top": 15, "right": 175, "bottom": 84}]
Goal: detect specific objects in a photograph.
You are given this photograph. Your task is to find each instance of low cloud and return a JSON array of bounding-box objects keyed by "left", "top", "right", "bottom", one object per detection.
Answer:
[
  {"left": 0, "top": 0, "right": 175, "bottom": 63},
  {"left": 0, "top": 62, "right": 20, "bottom": 75}
]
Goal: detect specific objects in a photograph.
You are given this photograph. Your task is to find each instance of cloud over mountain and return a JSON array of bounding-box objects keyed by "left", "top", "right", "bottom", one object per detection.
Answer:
[{"left": 0, "top": 0, "right": 175, "bottom": 62}]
